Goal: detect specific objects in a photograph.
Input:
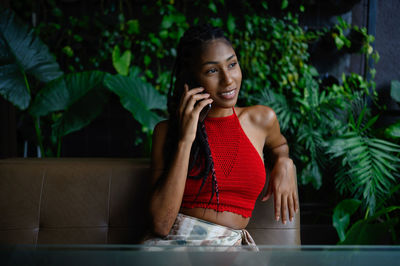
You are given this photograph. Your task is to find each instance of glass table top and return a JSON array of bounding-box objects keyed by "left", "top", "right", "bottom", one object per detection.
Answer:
[{"left": 1, "top": 244, "right": 399, "bottom": 266}]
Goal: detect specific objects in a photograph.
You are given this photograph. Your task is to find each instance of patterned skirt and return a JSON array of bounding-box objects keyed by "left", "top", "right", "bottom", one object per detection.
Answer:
[{"left": 143, "top": 213, "right": 258, "bottom": 251}]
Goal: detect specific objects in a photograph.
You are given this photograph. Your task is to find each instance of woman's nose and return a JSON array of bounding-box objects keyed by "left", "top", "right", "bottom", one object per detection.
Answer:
[{"left": 220, "top": 69, "right": 233, "bottom": 85}]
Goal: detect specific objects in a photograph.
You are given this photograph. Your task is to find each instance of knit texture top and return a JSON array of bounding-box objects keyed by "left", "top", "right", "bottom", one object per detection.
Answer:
[{"left": 181, "top": 108, "right": 266, "bottom": 218}]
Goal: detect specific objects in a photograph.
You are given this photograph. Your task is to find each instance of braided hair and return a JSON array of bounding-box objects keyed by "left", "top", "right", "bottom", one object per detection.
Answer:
[{"left": 162, "top": 24, "right": 233, "bottom": 209}]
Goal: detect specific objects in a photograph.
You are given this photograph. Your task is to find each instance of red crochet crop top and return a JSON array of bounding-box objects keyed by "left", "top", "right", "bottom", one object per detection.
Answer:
[{"left": 181, "top": 108, "right": 266, "bottom": 218}]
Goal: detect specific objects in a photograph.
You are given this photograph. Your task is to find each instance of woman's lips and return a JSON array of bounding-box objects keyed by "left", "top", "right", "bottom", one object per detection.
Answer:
[{"left": 219, "top": 88, "right": 236, "bottom": 99}]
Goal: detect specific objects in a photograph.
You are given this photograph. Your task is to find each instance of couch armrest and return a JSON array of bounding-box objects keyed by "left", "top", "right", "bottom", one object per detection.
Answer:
[{"left": 246, "top": 168, "right": 301, "bottom": 245}]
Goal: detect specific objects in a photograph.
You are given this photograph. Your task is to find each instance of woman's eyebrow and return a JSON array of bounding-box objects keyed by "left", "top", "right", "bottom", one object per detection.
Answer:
[{"left": 201, "top": 54, "right": 236, "bottom": 66}]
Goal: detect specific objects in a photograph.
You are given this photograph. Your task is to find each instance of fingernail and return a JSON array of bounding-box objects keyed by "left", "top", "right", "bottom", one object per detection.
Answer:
[
  {"left": 283, "top": 220, "right": 287, "bottom": 224},
  {"left": 290, "top": 217, "right": 293, "bottom": 222},
  {"left": 276, "top": 216, "right": 280, "bottom": 221}
]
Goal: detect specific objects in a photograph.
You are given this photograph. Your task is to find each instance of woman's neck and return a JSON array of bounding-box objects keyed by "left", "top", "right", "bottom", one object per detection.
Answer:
[{"left": 206, "top": 106, "right": 234, "bottom": 118}]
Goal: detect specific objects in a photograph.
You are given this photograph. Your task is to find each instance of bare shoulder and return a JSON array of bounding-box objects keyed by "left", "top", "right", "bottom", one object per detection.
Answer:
[
  {"left": 236, "top": 105, "right": 277, "bottom": 130},
  {"left": 152, "top": 120, "right": 169, "bottom": 153},
  {"left": 151, "top": 120, "right": 170, "bottom": 172},
  {"left": 153, "top": 120, "right": 169, "bottom": 137}
]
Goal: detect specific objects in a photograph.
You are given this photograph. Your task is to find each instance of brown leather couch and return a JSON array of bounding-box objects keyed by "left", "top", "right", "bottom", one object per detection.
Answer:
[{"left": 0, "top": 158, "right": 300, "bottom": 245}]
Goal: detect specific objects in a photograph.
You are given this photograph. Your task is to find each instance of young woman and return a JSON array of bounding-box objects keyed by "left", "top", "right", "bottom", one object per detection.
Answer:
[{"left": 145, "top": 24, "right": 298, "bottom": 247}]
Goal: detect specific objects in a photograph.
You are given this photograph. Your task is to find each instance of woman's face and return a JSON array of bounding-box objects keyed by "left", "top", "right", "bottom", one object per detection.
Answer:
[{"left": 193, "top": 39, "right": 242, "bottom": 111}]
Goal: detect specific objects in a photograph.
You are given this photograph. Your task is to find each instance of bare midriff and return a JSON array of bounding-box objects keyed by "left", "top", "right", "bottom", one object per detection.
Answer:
[{"left": 180, "top": 207, "right": 250, "bottom": 229}]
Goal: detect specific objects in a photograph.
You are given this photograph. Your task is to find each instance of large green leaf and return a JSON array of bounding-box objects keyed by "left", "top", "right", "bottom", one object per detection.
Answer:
[
  {"left": 385, "top": 120, "right": 400, "bottom": 139},
  {"left": 391, "top": 80, "right": 400, "bottom": 103},
  {"left": 29, "top": 77, "right": 69, "bottom": 116},
  {"left": 340, "top": 219, "right": 396, "bottom": 244},
  {"left": 52, "top": 88, "right": 108, "bottom": 137},
  {"left": 30, "top": 71, "right": 105, "bottom": 116},
  {"left": 112, "top": 45, "right": 131, "bottom": 76},
  {"left": 332, "top": 199, "right": 361, "bottom": 242},
  {"left": 340, "top": 206, "right": 400, "bottom": 244},
  {"left": 104, "top": 73, "right": 166, "bottom": 131},
  {"left": 0, "top": 9, "right": 63, "bottom": 110},
  {"left": 30, "top": 71, "right": 107, "bottom": 137}
]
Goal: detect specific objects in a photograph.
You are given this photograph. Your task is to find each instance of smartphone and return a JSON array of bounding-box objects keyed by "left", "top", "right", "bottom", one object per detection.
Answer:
[{"left": 187, "top": 79, "right": 211, "bottom": 123}]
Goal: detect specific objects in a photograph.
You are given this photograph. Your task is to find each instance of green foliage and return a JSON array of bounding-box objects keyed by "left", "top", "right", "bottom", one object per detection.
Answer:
[
  {"left": 341, "top": 208, "right": 398, "bottom": 244},
  {"left": 233, "top": 13, "right": 315, "bottom": 101},
  {"left": 104, "top": 73, "right": 166, "bottom": 133},
  {"left": 281, "top": 0, "right": 289, "bottom": 10},
  {"left": 30, "top": 71, "right": 108, "bottom": 137},
  {"left": 332, "top": 17, "right": 352, "bottom": 50},
  {"left": 0, "top": 8, "right": 63, "bottom": 110},
  {"left": 334, "top": 198, "right": 400, "bottom": 245},
  {"left": 326, "top": 102, "right": 400, "bottom": 214},
  {"left": 384, "top": 80, "right": 400, "bottom": 140},
  {"left": 112, "top": 45, "right": 131, "bottom": 76},
  {"left": 0, "top": 8, "right": 167, "bottom": 157},
  {"left": 391, "top": 80, "right": 400, "bottom": 103},
  {"left": 333, "top": 199, "right": 362, "bottom": 242},
  {"left": 256, "top": 76, "right": 348, "bottom": 190},
  {"left": 385, "top": 120, "right": 400, "bottom": 140}
]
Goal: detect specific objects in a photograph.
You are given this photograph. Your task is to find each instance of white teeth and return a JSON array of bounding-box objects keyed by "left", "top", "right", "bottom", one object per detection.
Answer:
[{"left": 221, "top": 90, "right": 235, "bottom": 96}]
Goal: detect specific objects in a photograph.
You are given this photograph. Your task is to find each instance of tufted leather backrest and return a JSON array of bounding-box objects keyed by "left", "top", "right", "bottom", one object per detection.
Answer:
[
  {"left": 0, "top": 158, "right": 300, "bottom": 245},
  {"left": 247, "top": 182, "right": 301, "bottom": 244},
  {"left": 0, "top": 158, "right": 151, "bottom": 244}
]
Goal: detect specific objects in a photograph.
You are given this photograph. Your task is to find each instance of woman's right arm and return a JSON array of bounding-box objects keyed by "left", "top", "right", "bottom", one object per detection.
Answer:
[{"left": 149, "top": 85, "right": 213, "bottom": 237}]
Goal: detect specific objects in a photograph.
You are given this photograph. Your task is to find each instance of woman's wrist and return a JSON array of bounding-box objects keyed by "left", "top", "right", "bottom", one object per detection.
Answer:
[
  {"left": 275, "top": 156, "right": 292, "bottom": 164},
  {"left": 177, "top": 138, "right": 194, "bottom": 149},
  {"left": 174, "top": 139, "right": 194, "bottom": 163},
  {"left": 271, "top": 156, "right": 293, "bottom": 175}
]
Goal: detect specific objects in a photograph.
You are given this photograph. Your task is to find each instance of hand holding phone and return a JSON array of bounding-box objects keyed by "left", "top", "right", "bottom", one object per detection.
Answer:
[
  {"left": 187, "top": 81, "right": 211, "bottom": 123},
  {"left": 198, "top": 102, "right": 211, "bottom": 122}
]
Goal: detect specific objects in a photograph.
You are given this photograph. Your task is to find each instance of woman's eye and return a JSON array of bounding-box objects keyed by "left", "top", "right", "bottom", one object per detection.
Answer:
[
  {"left": 206, "top": 68, "right": 217, "bottom": 74},
  {"left": 229, "top": 62, "right": 237, "bottom": 68}
]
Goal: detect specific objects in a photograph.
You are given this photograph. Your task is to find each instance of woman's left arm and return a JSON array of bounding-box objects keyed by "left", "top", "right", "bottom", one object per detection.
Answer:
[{"left": 260, "top": 108, "right": 299, "bottom": 224}]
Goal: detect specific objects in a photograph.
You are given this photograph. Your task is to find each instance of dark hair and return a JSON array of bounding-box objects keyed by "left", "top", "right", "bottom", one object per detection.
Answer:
[{"left": 161, "top": 24, "right": 233, "bottom": 209}]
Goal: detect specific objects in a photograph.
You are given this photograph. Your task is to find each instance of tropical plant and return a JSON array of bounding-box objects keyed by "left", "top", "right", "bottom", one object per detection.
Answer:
[
  {"left": 105, "top": 44, "right": 167, "bottom": 154},
  {"left": 333, "top": 198, "right": 400, "bottom": 244},
  {"left": 384, "top": 80, "right": 400, "bottom": 140},
  {"left": 104, "top": 69, "right": 167, "bottom": 155},
  {"left": 0, "top": 8, "right": 63, "bottom": 156},
  {"left": 247, "top": 11, "right": 354, "bottom": 190},
  {"left": 0, "top": 8, "right": 112, "bottom": 157},
  {"left": 0, "top": 8, "right": 63, "bottom": 110},
  {"left": 235, "top": 3, "right": 400, "bottom": 242},
  {"left": 29, "top": 71, "right": 109, "bottom": 156},
  {"left": 255, "top": 72, "right": 348, "bottom": 189},
  {"left": 327, "top": 86, "right": 400, "bottom": 244},
  {"left": 231, "top": 10, "right": 320, "bottom": 104},
  {"left": 0, "top": 8, "right": 167, "bottom": 157},
  {"left": 326, "top": 97, "right": 400, "bottom": 215}
]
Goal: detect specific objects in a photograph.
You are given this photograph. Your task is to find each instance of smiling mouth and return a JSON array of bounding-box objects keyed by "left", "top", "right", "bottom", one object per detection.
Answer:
[
  {"left": 219, "top": 88, "right": 236, "bottom": 99},
  {"left": 221, "top": 90, "right": 235, "bottom": 96}
]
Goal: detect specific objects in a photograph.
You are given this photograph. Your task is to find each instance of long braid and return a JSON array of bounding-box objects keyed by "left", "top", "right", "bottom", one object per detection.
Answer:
[
  {"left": 161, "top": 24, "right": 231, "bottom": 208},
  {"left": 199, "top": 122, "right": 220, "bottom": 212}
]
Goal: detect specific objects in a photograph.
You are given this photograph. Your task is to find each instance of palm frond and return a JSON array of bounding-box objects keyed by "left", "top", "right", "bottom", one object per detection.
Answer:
[{"left": 326, "top": 132, "right": 400, "bottom": 215}]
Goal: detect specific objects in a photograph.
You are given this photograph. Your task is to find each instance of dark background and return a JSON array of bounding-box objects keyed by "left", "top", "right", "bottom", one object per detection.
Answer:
[{"left": 1, "top": 0, "right": 399, "bottom": 159}]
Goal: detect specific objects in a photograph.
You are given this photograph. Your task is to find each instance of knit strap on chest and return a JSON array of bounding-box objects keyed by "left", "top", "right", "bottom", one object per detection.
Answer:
[
  {"left": 183, "top": 108, "right": 267, "bottom": 218},
  {"left": 204, "top": 109, "right": 241, "bottom": 177}
]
